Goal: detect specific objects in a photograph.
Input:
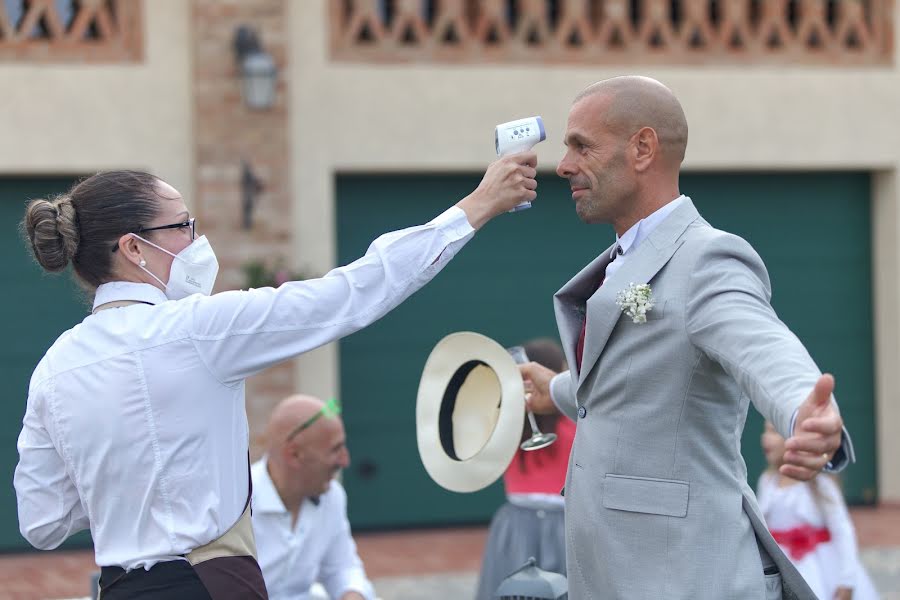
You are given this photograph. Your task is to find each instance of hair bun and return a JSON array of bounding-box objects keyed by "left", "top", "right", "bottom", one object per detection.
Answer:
[{"left": 23, "top": 195, "right": 80, "bottom": 272}]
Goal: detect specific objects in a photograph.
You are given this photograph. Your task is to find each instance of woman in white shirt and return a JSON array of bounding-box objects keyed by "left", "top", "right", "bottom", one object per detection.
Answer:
[{"left": 15, "top": 158, "right": 536, "bottom": 599}]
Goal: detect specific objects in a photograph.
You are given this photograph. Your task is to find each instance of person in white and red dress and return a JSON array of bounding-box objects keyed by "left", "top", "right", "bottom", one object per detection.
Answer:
[{"left": 758, "top": 421, "right": 879, "bottom": 600}]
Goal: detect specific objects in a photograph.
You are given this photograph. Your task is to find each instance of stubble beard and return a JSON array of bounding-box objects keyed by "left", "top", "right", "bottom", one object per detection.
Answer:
[
  {"left": 576, "top": 156, "right": 628, "bottom": 224},
  {"left": 575, "top": 188, "right": 614, "bottom": 224}
]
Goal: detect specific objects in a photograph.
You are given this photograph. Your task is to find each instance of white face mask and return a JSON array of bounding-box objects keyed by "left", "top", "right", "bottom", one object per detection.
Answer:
[{"left": 133, "top": 234, "right": 219, "bottom": 300}]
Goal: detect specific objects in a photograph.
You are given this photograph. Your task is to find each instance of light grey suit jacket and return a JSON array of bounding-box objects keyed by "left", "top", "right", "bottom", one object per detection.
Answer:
[{"left": 550, "top": 199, "right": 852, "bottom": 599}]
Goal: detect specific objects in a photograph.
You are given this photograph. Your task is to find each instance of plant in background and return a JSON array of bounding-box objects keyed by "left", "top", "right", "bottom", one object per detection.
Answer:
[{"left": 242, "top": 259, "right": 318, "bottom": 289}]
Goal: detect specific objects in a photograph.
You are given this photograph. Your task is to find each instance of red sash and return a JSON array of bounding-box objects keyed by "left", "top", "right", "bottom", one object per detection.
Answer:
[{"left": 770, "top": 524, "right": 831, "bottom": 560}]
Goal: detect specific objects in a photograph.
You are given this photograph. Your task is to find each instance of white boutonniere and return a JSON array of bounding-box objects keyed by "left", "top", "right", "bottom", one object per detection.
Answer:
[{"left": 615, "top": 283, "right": 654, "bottom": 324}]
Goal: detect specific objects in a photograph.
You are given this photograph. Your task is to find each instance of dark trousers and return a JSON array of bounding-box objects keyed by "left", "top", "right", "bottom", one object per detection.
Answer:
[{"left": 99, "top": 560, "right": 212, "bottom": 600}]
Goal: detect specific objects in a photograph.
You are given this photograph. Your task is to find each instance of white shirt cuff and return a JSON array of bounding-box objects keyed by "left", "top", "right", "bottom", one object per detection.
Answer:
[{"left": 430, "top": 206, "right": 475, "bottom": 238}]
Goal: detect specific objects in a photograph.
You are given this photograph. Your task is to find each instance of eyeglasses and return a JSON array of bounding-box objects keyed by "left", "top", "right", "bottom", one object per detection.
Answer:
[
  {"left": 139, "top": 217, "right": 196, "bottom": 239},
  {"left": 112, "top": 218, "right": 196, "bottom": 252},
  {"left": 285, "top": 397, "right": 342, "bottom": 442}
]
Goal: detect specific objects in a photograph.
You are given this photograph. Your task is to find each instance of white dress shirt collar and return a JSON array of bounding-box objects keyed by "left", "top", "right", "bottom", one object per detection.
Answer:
[
  {"left": 611, "top": 195, "right": 688, "bottom": 259},
  {"left": 92, "top": 281, "right": 168, "bottom": 311},
  {"left": 252, "top": 458, "right": 289, "bottom": 514},
  {"left": 252, "top": 458, "right": 321, "bottom": 515}
]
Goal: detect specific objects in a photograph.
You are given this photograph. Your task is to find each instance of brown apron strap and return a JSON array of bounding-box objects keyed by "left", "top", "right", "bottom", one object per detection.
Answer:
[
  {"left": 186, "top": 453, "right": 267, "bottom": 598},
  {"left": 92, "top": 299, "right": 153, "bottom": 314},
  {"left": 186, "top": 498, "right": 257, "bottom": 565},
  {"left": 247, "top": 451, "right": 253, "bottom": 513},
  {"left": 186, "top": 452, "right": 256, "bottom": 565}
]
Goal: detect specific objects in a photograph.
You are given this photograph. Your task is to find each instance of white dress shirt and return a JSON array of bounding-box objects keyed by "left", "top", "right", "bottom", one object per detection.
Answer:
[
  {"left": 603, "top": 194, "right": 686, "bottom": 282},
  {"left": 251, "top": 459, "right": 374, "bottom": 600},
  {"left": 15, "top": 207, "right": 474, "bottom": 571}
]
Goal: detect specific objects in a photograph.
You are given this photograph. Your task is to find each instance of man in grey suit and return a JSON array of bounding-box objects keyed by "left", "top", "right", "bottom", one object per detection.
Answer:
[{"left": 521, "top": 76, "right": 854, "bottom": 599}]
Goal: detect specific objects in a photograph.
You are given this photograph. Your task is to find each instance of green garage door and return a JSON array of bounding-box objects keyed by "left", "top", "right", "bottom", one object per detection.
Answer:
[
  {"left": 337, "top": 172, "right": 875, "bottom": 530},
  {"left": 1, "top": 177, "right": 93, "bottom": 552}
]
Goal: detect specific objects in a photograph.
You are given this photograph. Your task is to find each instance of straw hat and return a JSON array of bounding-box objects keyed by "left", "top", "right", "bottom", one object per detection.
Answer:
[{"left": 416, "top": 332, "right": 525, "bottom": 493}]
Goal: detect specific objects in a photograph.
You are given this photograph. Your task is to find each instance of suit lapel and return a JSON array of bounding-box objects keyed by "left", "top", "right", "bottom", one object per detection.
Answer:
[
  {"left": 554, "top": 245, "right": 616, "bottom": 374},
  {"left": 577, "top": 199, "right": 702, "bottom": 389}
]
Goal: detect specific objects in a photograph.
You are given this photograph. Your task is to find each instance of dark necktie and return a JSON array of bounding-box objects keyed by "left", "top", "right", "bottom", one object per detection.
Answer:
[{"left": 575, "top": 246, "right": 621, "bottom": 372}]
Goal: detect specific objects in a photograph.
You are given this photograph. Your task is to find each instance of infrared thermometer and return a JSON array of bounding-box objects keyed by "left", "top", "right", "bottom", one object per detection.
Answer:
[{"left": 495, "top": 116, "right": 545, "bottom": 212}]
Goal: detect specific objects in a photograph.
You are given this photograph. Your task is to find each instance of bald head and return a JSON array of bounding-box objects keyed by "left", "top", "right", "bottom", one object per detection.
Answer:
[
  {"left": 266, "top": 394, "right": 332, "bottom": 452},
  {"left": 574, "top": 76, "right": 688, "bottom": 166},
  {"left": 264, "top": 393, "right": 351, "bottom": 504}
]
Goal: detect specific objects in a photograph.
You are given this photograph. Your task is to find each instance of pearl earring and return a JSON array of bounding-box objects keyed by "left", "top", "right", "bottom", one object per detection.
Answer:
[{"left": 139, "top": 259, "right": 146, "bottom": 267}]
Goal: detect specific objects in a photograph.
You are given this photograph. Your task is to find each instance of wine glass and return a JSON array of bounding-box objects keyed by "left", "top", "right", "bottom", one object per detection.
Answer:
[{"left": 507, "top": 345, "right": 557, "bottom": 451}]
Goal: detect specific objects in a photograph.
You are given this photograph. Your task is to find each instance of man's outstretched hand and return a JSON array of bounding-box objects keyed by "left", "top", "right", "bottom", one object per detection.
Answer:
[{"left": 781, "top": 374, "right": 843, "bottom": 480}]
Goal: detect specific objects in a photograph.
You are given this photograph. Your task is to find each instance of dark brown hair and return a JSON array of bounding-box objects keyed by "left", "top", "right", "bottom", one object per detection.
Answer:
[{"left": 22, "top": 170, "right": 164, "bottom": 289}]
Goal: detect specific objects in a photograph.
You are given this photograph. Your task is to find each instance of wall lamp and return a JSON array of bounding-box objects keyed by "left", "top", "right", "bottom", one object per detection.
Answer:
[{"left": 233, "top": 25, "right": 278, "bottom": 110}]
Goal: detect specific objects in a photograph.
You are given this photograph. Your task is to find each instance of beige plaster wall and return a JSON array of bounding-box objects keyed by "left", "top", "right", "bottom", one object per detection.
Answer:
[
  {"left": 289, "top": 2, "right": 900, "bottom": 501},
  {"left": 0, "top": 0, "right": 194, "bottom": 199},
  {"left": 873, "top": 168, "right": 900, "bottom": 503}
]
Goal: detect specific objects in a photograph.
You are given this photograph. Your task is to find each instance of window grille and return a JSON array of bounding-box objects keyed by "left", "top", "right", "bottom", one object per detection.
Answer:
[
  {"left": 0, "top": 0, "right": 142, "bottom": 62},
  {"left": 330, "top": 0, "right": 892, "bottom": 65}
]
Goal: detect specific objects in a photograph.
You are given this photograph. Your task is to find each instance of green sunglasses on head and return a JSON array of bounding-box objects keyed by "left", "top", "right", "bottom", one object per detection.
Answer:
[{"left": 285, "top": 397, "right": 341, "bottom": 442}]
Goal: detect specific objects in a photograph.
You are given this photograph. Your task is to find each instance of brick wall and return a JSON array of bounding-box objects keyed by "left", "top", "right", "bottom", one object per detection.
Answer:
[{"left": 192, "top": 0, "right": 293, "bottom": 458}]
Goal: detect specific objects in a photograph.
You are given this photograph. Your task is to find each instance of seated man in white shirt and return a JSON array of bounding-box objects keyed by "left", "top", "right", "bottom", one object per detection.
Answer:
[{"left": 251, "top": 394, "right": 375, "bottom": 600}]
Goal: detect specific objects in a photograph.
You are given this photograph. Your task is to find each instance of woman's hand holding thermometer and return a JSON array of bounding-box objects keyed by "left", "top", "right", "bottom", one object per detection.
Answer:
[{"left": 495, "top": 116, "right": 545, "bottom": 212}]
